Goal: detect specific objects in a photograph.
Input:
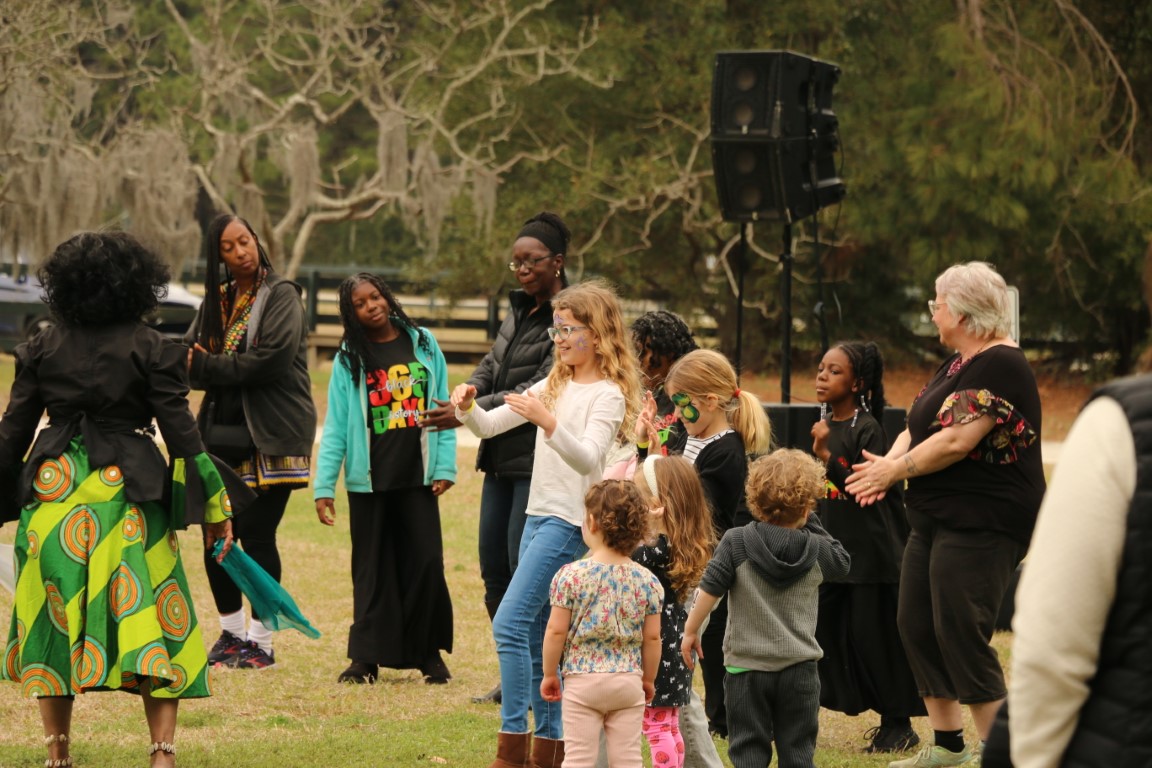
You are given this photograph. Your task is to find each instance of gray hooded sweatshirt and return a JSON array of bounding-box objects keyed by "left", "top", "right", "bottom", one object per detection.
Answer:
[{"left": 698, "top": 514, "right": 850, "bottom": 672}]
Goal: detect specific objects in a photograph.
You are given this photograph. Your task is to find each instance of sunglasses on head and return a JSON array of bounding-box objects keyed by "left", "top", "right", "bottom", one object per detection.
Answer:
[{"left": 670, "top": 392, "right": 700, "bottom": 423}]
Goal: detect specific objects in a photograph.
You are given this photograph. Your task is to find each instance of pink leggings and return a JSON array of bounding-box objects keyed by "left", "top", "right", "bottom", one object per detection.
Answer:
[{"left": 643, "top": 706, "right": 684, "bottom": 768}]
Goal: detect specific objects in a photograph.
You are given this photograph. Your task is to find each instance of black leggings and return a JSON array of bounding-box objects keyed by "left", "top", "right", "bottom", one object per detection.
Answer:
[{"left": 203, "top": 486, "right": 292, "bottom": 620}]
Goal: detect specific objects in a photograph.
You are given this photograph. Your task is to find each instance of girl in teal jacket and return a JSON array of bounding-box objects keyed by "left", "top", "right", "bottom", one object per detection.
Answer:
[{"left": 314, "top": 273, "right": 457, "bottom": 685}]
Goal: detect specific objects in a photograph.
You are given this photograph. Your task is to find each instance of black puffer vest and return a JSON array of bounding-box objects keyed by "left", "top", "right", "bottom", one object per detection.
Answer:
[
  {"left": 1059, "top": 374, "right": 1152, "bottom": 768},
  {"left": 468, "top": 290, "right": 555, "bottom": 478}
]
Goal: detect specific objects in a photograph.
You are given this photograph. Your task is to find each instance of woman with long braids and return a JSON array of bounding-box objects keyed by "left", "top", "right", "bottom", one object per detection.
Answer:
[
  {"left": 314, "top": 273, "right": 457, "bottom": 685},
  {"left": 185, "top": 212, "right": 317, "bottom": 670}
]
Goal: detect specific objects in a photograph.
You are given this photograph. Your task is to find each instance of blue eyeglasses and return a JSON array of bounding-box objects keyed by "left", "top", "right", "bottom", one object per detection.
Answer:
[{"left": 547, "top": 325, "right": 588, "bottom": 341}]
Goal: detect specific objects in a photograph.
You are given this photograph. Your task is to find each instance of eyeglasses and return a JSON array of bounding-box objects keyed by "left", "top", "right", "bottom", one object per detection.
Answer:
[
  {"left": 669, "top": 392, "right": 700, "bottom": 423},
  {"left": 508, "top": 254, "right": 555, "bottom": 272},
  {"left": 928, "top": 300, "right": 947, "bottom": 314},
  {"left": 547, "top": 324, "right": 588, "bottom": 341}
]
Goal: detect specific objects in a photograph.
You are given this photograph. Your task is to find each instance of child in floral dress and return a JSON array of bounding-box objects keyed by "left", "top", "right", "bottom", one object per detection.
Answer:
[{"left": 541, "top": 480, "right": 664, "bottom": 768}]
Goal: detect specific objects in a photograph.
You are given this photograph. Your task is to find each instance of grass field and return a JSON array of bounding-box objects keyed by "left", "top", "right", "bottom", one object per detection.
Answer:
[{"left": 0, "top": 357, "right": 1072, "bottom": 767}]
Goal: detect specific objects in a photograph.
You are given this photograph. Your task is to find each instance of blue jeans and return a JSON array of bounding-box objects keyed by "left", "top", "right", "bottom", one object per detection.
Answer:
[
  {"left": 478, "top": 475, "right": 532, "bottom": 607},
  {"left": 493, "top": 514, "right": 587, "bottom": 737}
]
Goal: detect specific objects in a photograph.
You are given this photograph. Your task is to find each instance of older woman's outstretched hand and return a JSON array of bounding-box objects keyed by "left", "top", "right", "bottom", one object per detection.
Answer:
[{"left": 845, "top": 449, "right": 895, "bottom": 506}]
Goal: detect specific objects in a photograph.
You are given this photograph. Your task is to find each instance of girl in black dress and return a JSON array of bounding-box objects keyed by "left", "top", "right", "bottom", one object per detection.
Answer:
[
  {"left": 810, "top": 341, "right": 924, "bottom": 753},
  {"left": 631, "top": 455, "right": 716, "bottom": 768}
]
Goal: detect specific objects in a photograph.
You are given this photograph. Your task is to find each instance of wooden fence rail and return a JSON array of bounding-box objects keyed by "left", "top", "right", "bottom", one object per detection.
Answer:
[{"left": 177, "top": 265, "right": 717, "bottom": 366}]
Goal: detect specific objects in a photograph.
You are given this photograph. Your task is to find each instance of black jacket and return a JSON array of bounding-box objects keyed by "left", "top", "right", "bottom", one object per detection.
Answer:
[
  {"left": 0, "top": 324, "right": 210, "bottom": 523},
  {"left": 186, "top": 272, "right": 317, "bottom": 457},
  {"left": 468, "top": 289, "right": 555, "bottom": 477}
]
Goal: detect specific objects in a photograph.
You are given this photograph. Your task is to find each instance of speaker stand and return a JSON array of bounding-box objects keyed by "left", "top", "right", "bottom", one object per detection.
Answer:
[
  {"left": 734, "top": 222, "right": 748, "bottom": 382},
  {"left": 780, "top": 223, "right": 793, "bottom": 403}
]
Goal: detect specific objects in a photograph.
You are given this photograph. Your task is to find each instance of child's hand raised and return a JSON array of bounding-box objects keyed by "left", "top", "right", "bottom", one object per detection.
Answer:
[
  {"left": 635, "top": 393, "right": 663, "bottom": 446},
  {"left": 450, "top": 383, "right": 477, "bottom": 411},
  {"left": 540, "top": 673, "right": 562, "bottom": 702},
  {"left": 506, "top": 390, "right": 557, "bottom": 436},
  {"left": 810, "top": 418, "right": 831, "bottom": 462}
]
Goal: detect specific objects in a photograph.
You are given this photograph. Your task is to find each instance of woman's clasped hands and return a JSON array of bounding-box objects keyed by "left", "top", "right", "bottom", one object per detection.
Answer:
[{"left": 844, "top": 450, "right": 896, "bottom": 507}]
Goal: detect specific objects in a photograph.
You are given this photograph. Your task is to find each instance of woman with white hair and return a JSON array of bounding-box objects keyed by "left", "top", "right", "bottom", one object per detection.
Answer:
[{"left": 845, "top": 262, "right": 1046, "bottom": 768}]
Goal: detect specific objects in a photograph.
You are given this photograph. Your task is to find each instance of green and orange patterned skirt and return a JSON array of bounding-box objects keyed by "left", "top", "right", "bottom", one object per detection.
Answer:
[{"left": 2, "top": 440, "right": 223, "bottom": 699}]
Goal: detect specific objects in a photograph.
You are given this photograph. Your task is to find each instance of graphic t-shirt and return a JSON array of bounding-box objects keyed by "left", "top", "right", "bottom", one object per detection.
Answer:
[{"left": 367, "top": 334, "right": 426, "bottom": 491}]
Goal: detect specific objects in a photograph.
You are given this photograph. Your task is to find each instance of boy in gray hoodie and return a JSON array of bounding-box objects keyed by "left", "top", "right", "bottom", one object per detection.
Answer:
[{"left": 682, "top": 449, "right": 850, "bottom": 768}]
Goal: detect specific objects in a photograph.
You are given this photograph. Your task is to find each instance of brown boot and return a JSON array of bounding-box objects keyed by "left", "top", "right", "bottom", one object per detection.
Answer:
[
  {"left": 530, "top": 736, "right": 564, "bottom": 768},
  {"left": 489, "top": 731, "right": 531, "bottom": 768}
]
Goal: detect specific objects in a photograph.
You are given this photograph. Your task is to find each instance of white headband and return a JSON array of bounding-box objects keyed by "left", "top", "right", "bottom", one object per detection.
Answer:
[{"left": 642, "top": 455, "right": 662, "bottom": 499}]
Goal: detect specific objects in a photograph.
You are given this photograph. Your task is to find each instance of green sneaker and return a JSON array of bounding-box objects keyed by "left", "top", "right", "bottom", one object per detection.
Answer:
[{"left": 888, "top": 743, "right": 974, "bottom": 768}]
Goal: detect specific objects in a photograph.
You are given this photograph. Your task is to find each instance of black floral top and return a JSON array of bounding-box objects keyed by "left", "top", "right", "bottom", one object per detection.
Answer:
[
  {"left": 905, "top": 345, "right": 1045, "bottom": 544},
  {"left": 632, "top": 534, "right": 692, "bottom": 707}
]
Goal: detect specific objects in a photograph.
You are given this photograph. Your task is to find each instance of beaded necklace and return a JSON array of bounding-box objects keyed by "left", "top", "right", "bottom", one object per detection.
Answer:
[
  {"left": 221, "top": 267, "right": 266, "bottom": 354},
  {"left": 946, "top": 340, "right": 991, "bottom": 378}
]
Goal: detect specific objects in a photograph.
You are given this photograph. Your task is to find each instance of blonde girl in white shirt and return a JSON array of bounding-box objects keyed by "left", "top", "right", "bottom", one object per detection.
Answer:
[{"left": 452, "top": 279, "right": 642, "bottom": 768}]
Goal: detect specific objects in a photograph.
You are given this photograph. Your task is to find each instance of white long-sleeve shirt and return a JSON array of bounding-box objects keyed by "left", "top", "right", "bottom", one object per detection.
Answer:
[
  {"left": 458, "top": 378, "right": 625, "bottom": 527},
  {"left": 1009, "top": 397, "right": 1134, "bottom": 768}
]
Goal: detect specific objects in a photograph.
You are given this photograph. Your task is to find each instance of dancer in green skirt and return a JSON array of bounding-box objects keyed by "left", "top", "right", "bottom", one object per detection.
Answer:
[{"left": 0, "top": 232, "right": 236, "bottom": 768}]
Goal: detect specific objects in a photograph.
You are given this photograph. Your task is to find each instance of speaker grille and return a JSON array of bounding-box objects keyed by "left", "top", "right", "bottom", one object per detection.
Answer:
[{"left": 711, "top": 51, "right": 845, "bottom": 223}]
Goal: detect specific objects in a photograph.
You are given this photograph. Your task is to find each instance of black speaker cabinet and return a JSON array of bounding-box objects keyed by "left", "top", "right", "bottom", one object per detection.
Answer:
[
  {"left": 764, "top": 403, "right": 908, "bottom": 454},
  {"left": 711, "top": 51, "right": 846, "bottom": 223}
]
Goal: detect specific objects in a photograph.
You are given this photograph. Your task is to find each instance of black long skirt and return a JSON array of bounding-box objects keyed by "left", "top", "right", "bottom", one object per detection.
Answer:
[
  {"left": 815, "top": 582, "right": 925, "bottom": 718},
  {"left": 346, "top": 488, "right": 454, "bottom": 668}
]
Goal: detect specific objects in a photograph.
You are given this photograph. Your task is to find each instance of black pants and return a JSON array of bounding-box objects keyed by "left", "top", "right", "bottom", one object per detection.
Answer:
[
  {"left": 701, "top": 596, "right": 729, "bottom": 733},
  {"left": 725, "top": 661, "right": 820, "bottom": 768},
  {"left": 898, "top": 526, "right": 1023, "bottom": 702},
  {"left": 203, "top": 486, "right": 292, "bottom": 620},
  {"left": 347, "top": 487, "right": 454, "bottom": 668}
]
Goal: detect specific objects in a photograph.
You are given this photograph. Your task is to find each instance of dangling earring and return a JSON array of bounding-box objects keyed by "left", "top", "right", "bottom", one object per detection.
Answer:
[
  {"left": 555, "top": 270, "right": 561, "bottom": 277},
  {"left": 859, "top": 393, "right": 869, "bottom": 412}
]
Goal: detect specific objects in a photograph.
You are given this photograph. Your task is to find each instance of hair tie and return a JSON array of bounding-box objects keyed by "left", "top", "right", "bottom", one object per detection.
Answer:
[
  {"left": 642, "top": 456, "right": 662, "bottom": 499},
  {"left": 733, "top": 388, "right": 741, "bottom": 398}
]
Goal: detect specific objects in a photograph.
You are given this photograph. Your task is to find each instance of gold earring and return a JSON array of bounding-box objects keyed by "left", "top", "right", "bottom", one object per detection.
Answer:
[{"left": 555, "top": 270, "right": 561, "bottom": 277}]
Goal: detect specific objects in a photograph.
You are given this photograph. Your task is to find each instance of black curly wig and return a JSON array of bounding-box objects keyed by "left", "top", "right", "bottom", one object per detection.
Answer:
[
  {"left": 38, "top": 231, "right": 170, "bottom": 327},
  {"left": 631, "top": 310, "right": 698, "bottom": 370}
]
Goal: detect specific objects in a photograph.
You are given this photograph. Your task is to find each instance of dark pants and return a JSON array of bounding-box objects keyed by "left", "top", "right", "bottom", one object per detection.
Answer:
[
  {"left": 725, "top": 661, "right": 820, "bottom": 768},
  {"left": 701, "top": 596, "right": 729, "bottom": 733},
  {"left": 897, "top": 526, "right": 1023, "bottom": 703},
  {"left": 203, "top": 486, "right": 291, "bottom": 619},
  {"left": 347, "top": 488, "right": 453, "bottom": 668},
  {"left": 477, "top": 474, "right": 531, "bottom": 608}
]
